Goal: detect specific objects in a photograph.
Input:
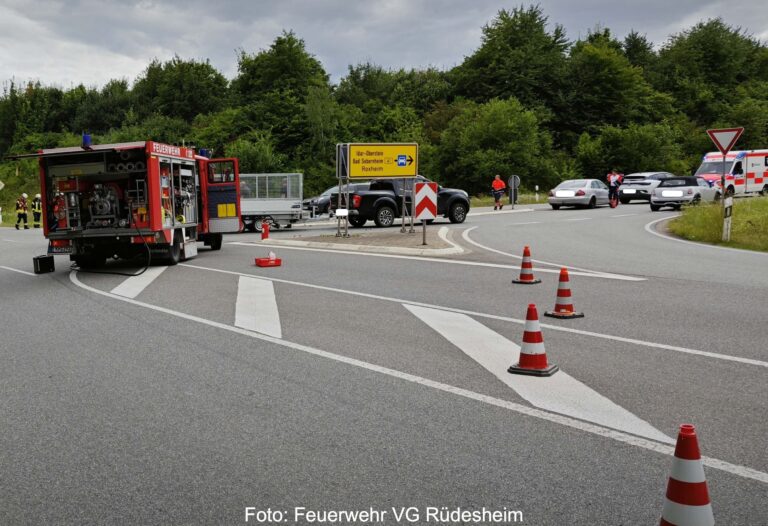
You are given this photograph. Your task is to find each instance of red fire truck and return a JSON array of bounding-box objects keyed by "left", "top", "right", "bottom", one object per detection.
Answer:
[{"left": 26, "top": 140, "right": 240, "bottom": 267}]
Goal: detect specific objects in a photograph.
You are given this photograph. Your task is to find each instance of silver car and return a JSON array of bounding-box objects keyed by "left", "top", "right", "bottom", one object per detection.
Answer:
[
  {"left": 548, "top": 179, "right": 610, "bottom": 210},
  {"left": 650, "top": 177, "right": 721, "bottom": 211},
  {"left": 618, "top": 172, "right": 675, "bottom": 203}
]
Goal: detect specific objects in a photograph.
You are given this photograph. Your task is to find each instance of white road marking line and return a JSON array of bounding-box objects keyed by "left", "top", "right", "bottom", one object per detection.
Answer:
[
  {"left": 228, "top": 240, "right": 639, "bottom": 281},
  {"left": 179, "top": 263, "right": 768, "bottom": 369},
  {"left": 645, "top": 215, "right": 768, "bottom": 256},
  {"left": 0, "top": 265, "right": 36, "bottom": 276},
  {"left": 611, "top": 213, "right": 638, "bottom": 218},
  {"left": 68, "top": 270, "right": 768, "bottom": 485},
  {"left": 509, "top": 221, "right": 542, "bottom": 226},
  {"left": 468, "top": 208, "right": 535, "bottom": 217},
  {"left": 110, "top": 266, "right": 167, "bottom": 298},
  {"left": 460, "top": 227, "right": 645, "bottom": 281},
  {"left": 565, "top": 217, "right": 591, "bottom": 221},
  {"left": 2, "top": 238, "right": 21, "bottom": 243},
  {"left": 404, "top": 304, "right": 673, "bottom": 443},
  {"left": 235, "top": 276, "right": 282, "bottom": 338}
]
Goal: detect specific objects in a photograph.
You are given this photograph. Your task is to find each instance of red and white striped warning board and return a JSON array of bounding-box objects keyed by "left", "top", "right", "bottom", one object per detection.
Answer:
[{"left": 415, "top": 181, "right": 438, "bottom": 220}]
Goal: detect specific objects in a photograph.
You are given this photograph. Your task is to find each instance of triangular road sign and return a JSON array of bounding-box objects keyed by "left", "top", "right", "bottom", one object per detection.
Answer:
[{"left": 707, "top": 127, "right": 744, "bottom": 154}]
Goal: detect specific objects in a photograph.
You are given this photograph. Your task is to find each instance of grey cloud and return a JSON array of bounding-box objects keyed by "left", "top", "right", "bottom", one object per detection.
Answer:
[{"left": 0, "top": 0, "right": 765, "bottom": 88}]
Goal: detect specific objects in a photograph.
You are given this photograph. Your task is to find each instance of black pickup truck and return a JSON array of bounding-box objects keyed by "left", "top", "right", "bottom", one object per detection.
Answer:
[{"left": 332, "top": 176, "right": 470, "bottom": 228}]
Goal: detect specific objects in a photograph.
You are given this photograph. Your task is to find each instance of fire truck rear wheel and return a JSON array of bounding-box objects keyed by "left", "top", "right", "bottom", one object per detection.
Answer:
[
  {"left": 166, "top": 232, "right": 182, "bottom": 265},
  {"left": 209, "top": 234, "right": 223, "bottom": 251},
  {"left": 73, "top": 254, "right": 106, "bottom": 269}
]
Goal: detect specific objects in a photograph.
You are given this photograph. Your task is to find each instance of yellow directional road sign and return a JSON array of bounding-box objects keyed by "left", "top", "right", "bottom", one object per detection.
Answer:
[{"left": 348, "top": 143, "right": 418, "bottom": 178}]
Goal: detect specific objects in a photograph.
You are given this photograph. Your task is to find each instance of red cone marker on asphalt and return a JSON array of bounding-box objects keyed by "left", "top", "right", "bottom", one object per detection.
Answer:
[
  {"left": 544, "top": 268, "right": 584, "bottom": 319},
  {"left": 255, "top": 250, "right": 282, "bottom": 267},
  {"left": 659, "top": 424, "right": 714, "bottom": 526},
  {"left": 508, "top": 304, "right": 559, "bottom": 376},
  {"left": 512, "top": 246, "right": 542, "bottom": 284}
]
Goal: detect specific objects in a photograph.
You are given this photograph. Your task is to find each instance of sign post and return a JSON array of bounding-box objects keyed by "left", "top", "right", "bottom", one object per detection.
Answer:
[
  {"left": 507, "top": 175, "right": 521, "bottom": 208},
  {"left": 706, "top": 127, "right": 744, "bottom": 242},
  {"left": 415, "top": 181, "right": 437, "bottom": 246}
]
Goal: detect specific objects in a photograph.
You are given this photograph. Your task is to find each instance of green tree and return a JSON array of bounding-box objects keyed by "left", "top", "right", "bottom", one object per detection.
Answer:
[
  {"left": 437, "top": 98, "right": 556, "bottom": 193},
  {"left": 191, "top": 107, "right": 253, "bottom": 156},
  {"left": 224, "top": 132, "right": 287, "bottom": 173},
  {"left": 575, "top": 122, "right": 690, "bottom": 178},
  {"left": 557, "top": 40, "right": 675, "bottom": 145},
  {"left": 133, "top": 56, "right": 227, "bottom": 122},
  {"left": 231, "top": 31, "right": 328, "bottom": 105},
  {"left": 450, "top": 6, "right": 568, "bottom": 110},
  {"left": 650, "top": 19, "right": 768, "bottom": 124},
  {"left": 623, "top": 31, "right": 657, "bottom": 70}
]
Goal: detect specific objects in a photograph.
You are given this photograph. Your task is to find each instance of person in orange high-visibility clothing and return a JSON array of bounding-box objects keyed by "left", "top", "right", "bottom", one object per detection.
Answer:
[{"left": 491, "top": 174, "right": 507, "bottom": 211}]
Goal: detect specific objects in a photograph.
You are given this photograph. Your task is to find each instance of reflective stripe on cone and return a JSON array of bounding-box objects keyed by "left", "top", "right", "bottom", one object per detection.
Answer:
[
  {"left": 545, "top": 268, "right": 584, "bottom": 319},
  {"left": 659, "top": 424, "right": 714, "bottom": 526},
  {"left": 512, "top": 245, "right": 541, "bottom": 284},
  {"left": 508, "top": 304, "right": 558, "bottom": 376}
]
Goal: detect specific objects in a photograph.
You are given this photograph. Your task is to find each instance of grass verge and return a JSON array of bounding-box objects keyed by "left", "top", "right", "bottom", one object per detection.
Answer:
[
  {"left": 470, "top": 193, "right": 545, "bottom": 208},
  {"left": 668, "top": 196, "right": 768, "bottom": 252}
]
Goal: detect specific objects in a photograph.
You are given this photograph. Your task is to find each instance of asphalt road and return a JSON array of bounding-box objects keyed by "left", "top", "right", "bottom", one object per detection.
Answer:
[{"left": 1, "top": 202, "right": 766, "bottom": 525}]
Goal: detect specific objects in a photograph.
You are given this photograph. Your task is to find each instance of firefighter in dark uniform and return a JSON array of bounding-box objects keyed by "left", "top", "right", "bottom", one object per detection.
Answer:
[
  {"left": 15, "top": 193, "right": 29, "bottom": 229},
  {"left": 31, "top": 193, "right": 42, "bottom": 228}
]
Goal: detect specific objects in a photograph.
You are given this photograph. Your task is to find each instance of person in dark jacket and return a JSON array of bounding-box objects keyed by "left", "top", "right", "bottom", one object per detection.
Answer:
[
  {"left": 15, "top": 193, "right": 29, "bottom": 229},
  {"left": 31, "top": 194, "right": 42, "bottom": 228}
]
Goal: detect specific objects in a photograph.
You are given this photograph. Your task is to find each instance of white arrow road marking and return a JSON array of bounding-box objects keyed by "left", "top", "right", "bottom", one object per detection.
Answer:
[
  {"left": 69, "top": 270, "right": 768, "bottom": 484},
  {"left": 110, "top": 266, "right": 167, "bottom": 298},
  {"left": 235, "top": 276, "right": 282, "bottom": 338},
  {"left": 404, "top": 304, "right": 673, "bottom": 444}
]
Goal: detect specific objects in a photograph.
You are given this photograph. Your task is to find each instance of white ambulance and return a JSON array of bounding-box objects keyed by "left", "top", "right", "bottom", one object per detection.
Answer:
[{"left": 694, "top": 150, "right": 768, "bottom": 196}]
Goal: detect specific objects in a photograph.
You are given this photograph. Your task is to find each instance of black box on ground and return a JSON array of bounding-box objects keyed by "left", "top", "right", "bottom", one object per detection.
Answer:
[{"left": 33, "top": 255, "right": 55, "bottom": 274}]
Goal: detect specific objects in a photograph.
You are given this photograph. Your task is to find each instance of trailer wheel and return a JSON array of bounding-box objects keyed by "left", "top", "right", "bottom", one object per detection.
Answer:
[
  {"left": 209, "top": 233, "right": 223, "bottom": 251},
  {"left": 245, "top": 221, "right": 258, "bottom": 233}
]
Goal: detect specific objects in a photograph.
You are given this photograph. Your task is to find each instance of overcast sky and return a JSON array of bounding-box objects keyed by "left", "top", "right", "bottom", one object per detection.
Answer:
[{"left": 1, "top": 0, "right": 766, "bottom": 89}]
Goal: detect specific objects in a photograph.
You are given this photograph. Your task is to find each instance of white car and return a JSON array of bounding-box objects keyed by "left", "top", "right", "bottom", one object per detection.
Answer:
[
  {"left": 618, "top": 172, "right": 675, "bottom": 203},
  {"left": 548, "top": 179, "right": 610, "bottom": 209},
  {"left": 650, "top": 177, "right": 721, "bottom": 211}
]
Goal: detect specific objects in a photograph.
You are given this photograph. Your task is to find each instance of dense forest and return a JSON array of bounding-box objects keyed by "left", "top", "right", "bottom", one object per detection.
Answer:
[{"left": 2, "top": 6, "right": 767, "bottom": 214}]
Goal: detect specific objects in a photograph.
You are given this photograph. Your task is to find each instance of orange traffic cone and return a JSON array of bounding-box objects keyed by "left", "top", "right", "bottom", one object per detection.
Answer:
[
  {"left": 660, "top": 424, "right": 714, "bottom": 526},
  {"left": 261, "top": 221, "right": 270, "bottom": 240},
  {"left": 512, "top": 246, "right": 541, "bottom": 284},
  {"left": 544, "top": 268, "right": 584, "bottom": 319},
  {"left": 508, "top": 304, "right": 559, "bottom": 376}
]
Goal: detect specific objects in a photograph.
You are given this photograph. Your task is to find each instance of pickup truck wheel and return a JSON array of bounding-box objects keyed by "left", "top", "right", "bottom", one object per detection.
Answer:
[
  {"left": 619, "top": 197, "right": 630, "bottom": 204},
  {"left": 374, "top": 205, "right": 396, "bottom": 227},
  {"left": 550, "top": 204, "right": 560, "bottom": 210},
  {"left": 449, "top": 202, "right": 468, "bottom": 223},
  {"left": 650, "top": 204, "right": 661, "bottom": 212},
  {"left": 348, "top": 215, "right": 367, "bottom": 228}
]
